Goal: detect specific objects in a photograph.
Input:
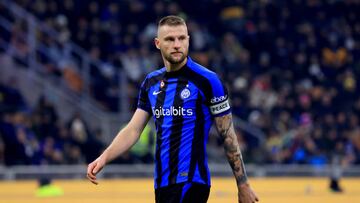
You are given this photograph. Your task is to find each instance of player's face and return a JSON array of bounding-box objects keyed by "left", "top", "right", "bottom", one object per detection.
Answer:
[{"left": 155, "top": 25, "right": 189, "bottom": 65}]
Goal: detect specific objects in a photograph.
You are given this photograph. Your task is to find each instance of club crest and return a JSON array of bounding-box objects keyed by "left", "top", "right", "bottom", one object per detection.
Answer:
[{"left": 180, "top": 88, "right": 190, "bottom": 99}]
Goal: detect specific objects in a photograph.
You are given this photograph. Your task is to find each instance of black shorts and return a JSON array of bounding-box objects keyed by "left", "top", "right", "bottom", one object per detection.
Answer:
[{"left": 155, "top": 182, "right": 210, "bottom": 203}]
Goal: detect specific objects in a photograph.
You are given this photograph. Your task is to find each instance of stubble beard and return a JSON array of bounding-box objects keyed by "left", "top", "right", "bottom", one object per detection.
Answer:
[{"left": 164, "top": 52, "right": 187, "bottom": 65}]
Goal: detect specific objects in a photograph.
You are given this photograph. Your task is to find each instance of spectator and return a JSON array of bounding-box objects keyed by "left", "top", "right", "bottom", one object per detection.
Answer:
[{"left": 0, "top": 0, "right": 358, "bottom": 170}]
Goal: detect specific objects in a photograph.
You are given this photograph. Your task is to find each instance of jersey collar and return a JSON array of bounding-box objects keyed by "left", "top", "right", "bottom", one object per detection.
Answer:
[{"left": 164, "top": 57, "right": 192, "bottom": 78}]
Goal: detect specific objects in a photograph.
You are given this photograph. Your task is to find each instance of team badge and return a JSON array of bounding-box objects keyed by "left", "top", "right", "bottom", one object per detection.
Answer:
[
  {"left": 160, "top": 80, "right": 165, "bottom": 88},
  {"left": 180, "top": 88, "right": 190, "bottom": 99}
]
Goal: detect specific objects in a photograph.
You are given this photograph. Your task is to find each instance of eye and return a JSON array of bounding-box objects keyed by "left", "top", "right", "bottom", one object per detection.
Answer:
[
  {"left": 164, "top": 37, "right": 175, "bottom": 42},
  {"left": 178, "top": 36, "right": 186, "bottom": 41}
]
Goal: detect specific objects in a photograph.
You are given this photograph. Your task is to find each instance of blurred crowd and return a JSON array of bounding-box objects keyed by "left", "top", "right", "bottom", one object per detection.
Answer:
[
  {"left": 0, "top": 80, "right": 154, "bottom": 165},
  {"left": 0, "top": 80, "right": 105, "bottom": 165},
  {"left": 0, "top": 0, "right": 360, "bottom": 166}
]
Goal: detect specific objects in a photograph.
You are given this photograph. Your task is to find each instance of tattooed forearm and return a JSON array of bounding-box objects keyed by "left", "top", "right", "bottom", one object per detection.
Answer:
[{"left": 215, "top": 114, "right": 248, "bottom": 186}]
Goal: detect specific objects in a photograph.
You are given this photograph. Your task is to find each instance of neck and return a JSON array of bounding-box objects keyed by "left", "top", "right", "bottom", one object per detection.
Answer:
[{"left": 164, "top": 57, "right": 188, "bottom": 72}]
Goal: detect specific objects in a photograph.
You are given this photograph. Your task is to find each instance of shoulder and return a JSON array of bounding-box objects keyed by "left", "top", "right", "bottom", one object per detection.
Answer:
[
  {"left": 186, "top": 59, "right": 222, "bottom": 86},
  {"left": 146, "top": 67, "right": 166, "bottom": 80},
  {"left": 141, "top": 68, "right": 166, "bottom": 87},
  {"left": 187, "top": 59, "right": 218, "bottom": 80}
]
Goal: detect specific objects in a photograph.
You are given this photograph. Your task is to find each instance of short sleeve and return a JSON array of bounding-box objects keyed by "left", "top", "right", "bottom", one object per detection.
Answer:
[
  {"left": 137, "top": 77, "right": 152, "bottom": 114},
  {"left": 206, "top": 75, "right": 231, "bottom": 117}
]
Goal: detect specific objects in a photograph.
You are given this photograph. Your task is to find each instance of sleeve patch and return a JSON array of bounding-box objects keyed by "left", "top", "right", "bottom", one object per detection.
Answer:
[{"left": 209, "top": 99, "right": 230, "bottom": 115}]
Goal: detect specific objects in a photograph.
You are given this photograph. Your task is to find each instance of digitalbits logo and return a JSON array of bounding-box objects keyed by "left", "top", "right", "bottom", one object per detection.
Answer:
[{"left": 152, "top": 106, "right": 193, "bottom": 118}]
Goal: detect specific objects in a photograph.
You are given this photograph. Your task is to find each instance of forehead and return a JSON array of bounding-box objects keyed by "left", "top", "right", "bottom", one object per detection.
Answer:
[{"left": 157, "top": 25, "right": 188, "bottom": 38}]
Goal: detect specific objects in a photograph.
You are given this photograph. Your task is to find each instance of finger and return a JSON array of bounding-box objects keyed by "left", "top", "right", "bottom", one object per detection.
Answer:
[
  {"left": 87, "top": 172, "right": 96, "bottom": 180},
  {"left": 87, "top": 170, "right": 96, "bottom": 179},
  {"left": 255, "top": 193, "right": 259, "bottom": 201},
  {"left": 86, "top": 173, "right": 98, "bottom": 185},
  {"left": 87, "top": 163, "right": 95, "bottom": 175},
  {"left": 89, "top": 178, "right": 99, "bottom": 185},
  {"left": 90, "top": 177, "right": 99, "bottom": 185},
  {"left": 87, "top": 164, "right": 96, "bottom": 179},
  {"left": 92, "top": 163, "right": 103, "bottom": 174},
  {"left": 86, "top": 171, "right": 96, "bottom": 180}
]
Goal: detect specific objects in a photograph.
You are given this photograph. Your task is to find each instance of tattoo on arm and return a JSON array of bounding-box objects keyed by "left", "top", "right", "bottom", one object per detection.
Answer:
[{"left": 215, "top": 114, "right": 248, "bottom": 186}]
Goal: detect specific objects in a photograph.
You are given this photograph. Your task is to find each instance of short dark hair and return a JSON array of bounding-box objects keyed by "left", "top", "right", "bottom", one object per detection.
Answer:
[{"left": 158, "top": 15, "right": 186, "bottom": 27}]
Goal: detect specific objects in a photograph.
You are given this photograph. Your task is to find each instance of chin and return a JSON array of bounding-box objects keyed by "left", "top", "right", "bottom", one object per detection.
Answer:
[
  {"left": 170, "top": 56, "right": 186, "bottom": 64},
  {"left": 170, "top": 59, "right": 184, "bottom": 64}
]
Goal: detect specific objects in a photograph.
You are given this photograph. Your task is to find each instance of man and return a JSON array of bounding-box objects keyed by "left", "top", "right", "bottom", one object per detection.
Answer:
[{"left": 87, "top": 15, "right": 259, "bottom": 203}]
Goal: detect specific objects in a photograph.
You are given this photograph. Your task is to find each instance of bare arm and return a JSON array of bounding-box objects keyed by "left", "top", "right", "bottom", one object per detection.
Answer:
[
  {"left": 214, "top": 113, "right": 259, "bottom": 203},
  {"left": 100, "top": 109, "right": 150, "bottom": 163},
  {"left": 87, "top": 109, "right": 150, "bottom": 184},
  {"left": 214, "top": 113, "right": 247, "bottom": 186}
]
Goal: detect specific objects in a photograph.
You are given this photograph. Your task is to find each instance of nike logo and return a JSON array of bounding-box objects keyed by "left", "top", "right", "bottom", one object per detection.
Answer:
[{"left": 153, "top": 90, "right": 162, "bottom": 95}]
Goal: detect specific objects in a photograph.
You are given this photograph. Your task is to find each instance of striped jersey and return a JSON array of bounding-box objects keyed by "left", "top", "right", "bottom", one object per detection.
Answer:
[{"left": 137, "top": 57, "right": 231, "bottom": 189}]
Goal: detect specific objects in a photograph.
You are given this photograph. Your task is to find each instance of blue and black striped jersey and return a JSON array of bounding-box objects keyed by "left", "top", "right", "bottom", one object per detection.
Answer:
[{"left": 137, "top": 57, "right": 231, "bottom": 189}]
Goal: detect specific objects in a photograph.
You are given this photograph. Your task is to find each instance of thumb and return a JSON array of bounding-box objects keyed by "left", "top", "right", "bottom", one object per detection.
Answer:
[{"left": 92, "top": 162, "right": 103, "bottom": 174}]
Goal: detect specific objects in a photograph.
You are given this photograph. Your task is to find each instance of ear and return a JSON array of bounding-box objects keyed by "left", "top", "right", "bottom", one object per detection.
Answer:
[{"left": 154, "top": 38, "right": 160, "bottom": 50}]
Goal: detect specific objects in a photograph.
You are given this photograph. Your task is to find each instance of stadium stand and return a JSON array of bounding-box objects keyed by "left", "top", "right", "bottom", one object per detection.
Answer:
[{"left": 0, "top": 0, "right": 359, "bottom": 175}]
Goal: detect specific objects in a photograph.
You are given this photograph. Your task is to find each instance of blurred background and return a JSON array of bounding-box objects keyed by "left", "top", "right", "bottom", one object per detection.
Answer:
[{"left": 0, "top": 0, "right": 359, "bottom": 195}]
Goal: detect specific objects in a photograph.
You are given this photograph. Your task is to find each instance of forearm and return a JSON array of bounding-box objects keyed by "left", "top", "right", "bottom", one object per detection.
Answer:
[
  {"left": 215, "top": 114, "right": 248, "bottom": 187},
  {"left": 223, "top": 134, "right": 248, "bottom": 186},
  {"left": 100, "top": 126, "right": 140, "bottom": 163}
]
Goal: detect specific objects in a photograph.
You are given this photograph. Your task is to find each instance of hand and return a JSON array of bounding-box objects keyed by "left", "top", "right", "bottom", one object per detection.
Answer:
[
  {"left": 86, "top": 157, "right": 106, "bottom": 185},
  {"left": 238, "top": 183, "right": 259, "bottom": 203}
]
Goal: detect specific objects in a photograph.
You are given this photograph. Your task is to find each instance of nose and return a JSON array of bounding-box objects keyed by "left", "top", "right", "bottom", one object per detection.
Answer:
[{"left": 173, "top": 38, "right": 181, "bottom": 49}]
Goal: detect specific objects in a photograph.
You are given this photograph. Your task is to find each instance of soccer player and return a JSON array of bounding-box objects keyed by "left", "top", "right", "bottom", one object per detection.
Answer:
[{"left": 87, "top": 15, "right": 259, "bottom": 203}]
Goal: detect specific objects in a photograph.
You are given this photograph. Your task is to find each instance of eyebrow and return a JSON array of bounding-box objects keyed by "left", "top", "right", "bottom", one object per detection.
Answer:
[{"left": 163, "top": 35, "right": 187, "bottom": 40}]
